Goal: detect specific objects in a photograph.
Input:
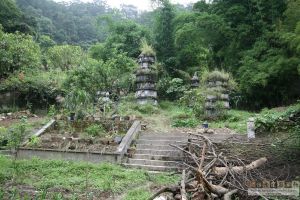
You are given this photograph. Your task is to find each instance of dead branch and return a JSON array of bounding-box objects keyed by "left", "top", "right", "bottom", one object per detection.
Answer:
[
  {"left": 181, "top": 170, "right": 187, "bottom": 200},
  {"left": 213, "top": 157, "right": 268, "bottom": 176},
  {"left": 199, "top": 142, "right": 207, "bottom": 170},
  {"left": 149, "top": 133, "right": 268, "bottom": 200},
  {"left": 148, "top": 186, "right": 180, "bottom": 200},
  {"left": 224, "top": 189, "right": 238, "bottom": 200}
]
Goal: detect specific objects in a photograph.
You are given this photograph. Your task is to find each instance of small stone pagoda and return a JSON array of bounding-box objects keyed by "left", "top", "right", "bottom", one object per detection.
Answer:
[
  {"left": 191, "top": 72, "right": 200, "bottom": 88},
  {"left": 135, "top": 54, "right": 157, "bottom": 105},
  {"left": 204, "top": 72, "right": 230, "bottom": 118}
]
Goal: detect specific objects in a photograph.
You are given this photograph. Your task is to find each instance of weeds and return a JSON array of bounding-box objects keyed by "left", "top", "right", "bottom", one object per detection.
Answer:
[
  {"left": 124, "top": 188, "right": 151, "bottom": 200},
  {"left": 140, "top": 38, "right": 156, "bottom": 56},
  {"left": 209, "top": 110, "right": 254, "bottom": 134},
  {"left": 255, "top": 102, "right": 300, "bottom": 134},
  {"left": 0, "top": 156, "right": 179, "bottom": 199},
  {"left": 85, "top": 124, "right": 105, "bottom": 137}
]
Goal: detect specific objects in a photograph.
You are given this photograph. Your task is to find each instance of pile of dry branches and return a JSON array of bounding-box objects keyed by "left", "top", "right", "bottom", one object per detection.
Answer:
[{"left": 149, "top": 133, "right": 267, "bottom": 200}]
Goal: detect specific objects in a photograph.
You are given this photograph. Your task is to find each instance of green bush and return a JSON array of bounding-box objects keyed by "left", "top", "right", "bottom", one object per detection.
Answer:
[
  {"left": 209, "top": 109, "right": 254, "bottom": 134},
  {"left": 157, "top": 77, "right": 188, "bottom": 100},
  {"left": 7, "top": 118, "right": 27, "bottom": 150},
  {"left": 85, "top": 124, "right": 105, "bottom": 137},
  {"left": 64, "top": 88, "right": 92, "bottom": 117},
  {"left": 255, "top": 102, "right": 300, "bottom": 134},
  {"left": 0, "top": 28, "right": 41, "bottom": 78},
  {"left": 172, "top": 118, "right": 198, "bottom": 128},
  {"left": 140, "top": 38, "right": 156, "bottom": 56},
  {"left": 118, "top": 95, "right": 160, "bottom": 116},
  {"left": 64, "top": 53, "right": 136, "bottom": 97},
  {"left": 135, "top": 104, "right": 159, "bottom": 115},
  {"left": 0, "top": 69, "right": 66, "bottom": 106},
  {"left": 27, "top": 135, "right": 41, "bottom": 147},
  {"left": 47, "top": 45, "right": 85, "bottom": 71},
  {"left": 179, "top": 88, "right": 205, "bottom": 118},
  {"left": 0, "top": 127, "right": 8, "bottom": 147}
]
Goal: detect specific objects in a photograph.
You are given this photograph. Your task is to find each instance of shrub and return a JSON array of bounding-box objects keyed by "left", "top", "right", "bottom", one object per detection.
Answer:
[
  {"left": 85, "top": 124, "right": 105, "bottom": 137},
  {"left": 135, "top": 104, "right": 159, "bottom": 115},
  {"left": 158, "top": 77, "right": 188, "bottom": 100},
  {"left": 7, "top": 118, "right": 27, "bottom": 150},
  {"left": 179, "top": 88, "right": 205, "bottom": 118},
  {"left": 172, "top": 118, "right": 198, "bottom": 128},
  {"left": 118, "top": 95, "right": 160, "bottom": 116},
  {"left": 0, "top": 127, "right": 8, "bottom": 147},
  {"left": 201, "top": 69, "right": 237, "bottom": 91},
  {"left": 140, "top": 38, "right": 156, "bottom": 56},
  {"left": 255, "top": 102, "right": 300, "bottom": 134},
  {"left": 28, "top": 136, "right": 41, "bottom": 147},
  {"left": 64, "top": 88, "right": 92, "bottom": 117},
  {"left": 0, "top": 69, "right": 66, "bottom": 107},
  {"left": 0, "top": 28, "right": 41, "bottom": 78},
  {"left": 47, "top": 45, "right": 85, "bottom": 71}
]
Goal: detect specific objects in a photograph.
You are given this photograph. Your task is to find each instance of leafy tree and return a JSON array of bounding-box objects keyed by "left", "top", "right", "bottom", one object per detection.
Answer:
[
  {"left": 64, "top": 52, "right": 136, "bottom": 98},
  {"left": 38, "top": 35, "right": 56, "bottom": 50},
  {"left": 16, "top": 0, "right": 124, "bottom": 46},
  {"left": 153, "top": 0, "right": 176, "bottom": 73},
  {"left": 174, "top": 13, "right": 211, "bottom": 72},
  {"left": 96, "top": 19, "right": 151, "bottom": 58},
  {"left": 7, "top": 118, "right": 27, "bottom": 151},
  {"left": 0, "top": 27, "right": 41, "bottom": 78},
  {"left": 0, "top": 68, "right": 66, "bottom": 107},
  {"left": 0, "top": 0, "right": 36, "bottom": 34},
  {"left": 47, "top": 45, "right": 85, "bottom": 71},
  {"left": 0, "top": 0, "right": 22, "bottom": 31}
]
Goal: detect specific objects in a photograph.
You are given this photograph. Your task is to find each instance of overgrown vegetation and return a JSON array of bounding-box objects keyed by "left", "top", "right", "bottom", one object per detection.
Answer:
[
  {"left": 255, "top": 102, "right": 300, "bottom": 134},
  {"left": 0, "top": 156, "right": 179, "bottom": 199},
  {"left": 140, "top": 38, "right": 156, "bottom": 56},
  {"left": 0, "top": 0, "right": 299, "bottom": 198},
  {"left": 85, "top": 124, "right": 105, "bottom": 137}
]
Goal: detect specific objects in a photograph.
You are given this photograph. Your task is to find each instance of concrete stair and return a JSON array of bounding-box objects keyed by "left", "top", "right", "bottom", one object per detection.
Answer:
[
  {"left": 123, "top": 132, "right": 246, "bottom": 172},
  {"left": 122, "top": 163, "right": 179, "bottom": 172},
  {"left": 132, "top": 154, "right": 183, "bottom": 161},
  {"left": 123, "top": 132, "right": 187, "bottom": 172}
]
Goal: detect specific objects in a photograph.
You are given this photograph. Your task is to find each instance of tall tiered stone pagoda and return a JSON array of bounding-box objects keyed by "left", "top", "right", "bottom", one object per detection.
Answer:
[
  {"left": 135, "top": 53, "right": 157, "bottom": 105},
  {"left": 204, "top": 72, "right": 230, "bottom": 118}
]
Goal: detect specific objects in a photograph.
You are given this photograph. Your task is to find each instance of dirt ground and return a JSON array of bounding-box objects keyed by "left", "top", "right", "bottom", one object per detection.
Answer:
[{"left": 32, "top": 130, "right": 119, "bottom": 153}]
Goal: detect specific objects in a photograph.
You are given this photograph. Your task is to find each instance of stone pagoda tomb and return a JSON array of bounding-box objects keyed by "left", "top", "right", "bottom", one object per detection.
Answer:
[
  {"left": 135, "top": 53, "right": 157, "bottom": 105},
  {"left": 204, "top": 72, "right": 230, "bottom": 118}
]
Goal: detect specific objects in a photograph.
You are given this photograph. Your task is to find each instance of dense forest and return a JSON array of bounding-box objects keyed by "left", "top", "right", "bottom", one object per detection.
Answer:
[
  {"left": 0, "top": 1, "right": 300, "bottom": 199},
  {"left": 0, "top": 0, "right": 299, "bottom": 110}
]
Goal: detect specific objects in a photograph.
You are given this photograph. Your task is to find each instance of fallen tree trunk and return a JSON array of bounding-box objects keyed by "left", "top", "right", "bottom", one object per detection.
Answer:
[
  {"left": 213, "top": 157, "right": 267, "bottom": 176},
  {"left": 149, "top": 133, "right": 268, "bottom": 200},
  {"left": 181, "top": 170, "right": 187, "bottom": 200}
]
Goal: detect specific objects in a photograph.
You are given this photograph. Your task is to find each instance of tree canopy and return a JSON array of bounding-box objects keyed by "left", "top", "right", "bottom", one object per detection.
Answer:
[{"left": 0, "top": 0, "right": 299, "bottom": 110}]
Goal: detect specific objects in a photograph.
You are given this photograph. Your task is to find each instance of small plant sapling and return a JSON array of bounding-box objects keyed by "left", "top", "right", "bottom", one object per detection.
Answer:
[{"left": 64, "top": 89, "right": 92, "bottom": 120}]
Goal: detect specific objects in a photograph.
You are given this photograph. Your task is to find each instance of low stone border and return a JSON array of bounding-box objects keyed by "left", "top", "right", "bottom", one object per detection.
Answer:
[
  {"left": 17, "top": 148, "right": 118, "bottom": 163},
  {"left": 0, "top": 120, "right": 141, "bottom": 164}
]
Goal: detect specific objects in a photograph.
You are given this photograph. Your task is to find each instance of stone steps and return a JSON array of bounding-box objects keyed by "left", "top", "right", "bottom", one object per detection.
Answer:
[
  {"left": 128, "top": 158, "right": 181, "bottom": 167},
  {"left": 123, "top": 132, "right": 189, "bottom": 172},
  {"left": 136, "top": 139, "right": 186, "bottom": 145},
  {"left": 136, "top": 149, "right": 182, "bottom": 156},
  {"left": 132, "top": 154, "right": 183, "bottom": 161},
  {"left": 136, "top": 144, "right": 178, "bottom": 151},
  {"left": 122, "top": 163, "right": 180, "bottom": 172},
  {"left": 125, "top": 132, "right": 246, "bottom": 172},
  {"left": 139, "top": 135, "right": 187, "bottom": 141}
]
